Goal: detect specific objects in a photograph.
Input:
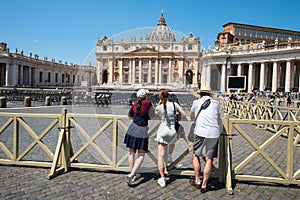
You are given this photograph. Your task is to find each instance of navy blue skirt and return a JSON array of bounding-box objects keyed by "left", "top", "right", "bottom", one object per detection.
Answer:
[{"left": 124, "top": 122, "right": 149, "bottom": 151}]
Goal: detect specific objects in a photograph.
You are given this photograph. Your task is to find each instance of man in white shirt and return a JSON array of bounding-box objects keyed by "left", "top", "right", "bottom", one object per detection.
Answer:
[{"left": 189, "top": 86, "right": 220, "bottom": 193}]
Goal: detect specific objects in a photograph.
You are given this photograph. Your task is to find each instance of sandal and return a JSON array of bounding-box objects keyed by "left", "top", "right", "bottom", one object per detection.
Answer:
[
  {"left": 200, "top": 184, "right": 212, "bottom": 193},
  {"left": 189, "top": 179, "right": 202, "bottom": 189}
]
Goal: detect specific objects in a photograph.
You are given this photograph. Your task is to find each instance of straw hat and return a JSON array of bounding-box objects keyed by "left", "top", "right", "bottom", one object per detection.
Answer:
[{"left": 197, "top": 85, "right": 211, "bottom": 94}]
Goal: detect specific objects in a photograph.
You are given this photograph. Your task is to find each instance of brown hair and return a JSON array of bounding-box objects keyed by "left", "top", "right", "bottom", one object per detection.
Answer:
[
  {"left": 158, "top": 89, "right": 169, "bottom": 119},
  {"left": 135, "top": 96, "right": 145, "bottom": 114}
]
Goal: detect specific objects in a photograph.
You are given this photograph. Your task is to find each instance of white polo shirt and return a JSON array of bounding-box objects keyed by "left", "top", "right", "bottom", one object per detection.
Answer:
[{"left": 190, "top": 96, "right": 220, "bottom": 138}]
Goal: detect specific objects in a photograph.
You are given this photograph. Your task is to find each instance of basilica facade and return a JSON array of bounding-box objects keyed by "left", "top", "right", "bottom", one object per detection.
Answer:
[{"left": 95, "top": 14, "right": 201, "bottom": 89}]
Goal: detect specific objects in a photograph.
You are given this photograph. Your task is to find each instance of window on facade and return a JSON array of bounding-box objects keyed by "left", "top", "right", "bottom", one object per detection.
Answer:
[
  {"left": 39, "top": 72, "right": 43, "bottom": 83},
  {"left": 103, "top": 59, "right": 107, "bottom": 67},
  {"left": 175, "top": 46, "right": 178, "bottom": 51},
  {"left": 103, "top": 46, "right": 107, "bottom": 51},
  {"left": 187, "top": 60, "right": 193, "bottom": 67},
  {"left": 55, "top": 73, "right": 58, "bottom": 83},
  {"left": 232, "top": 47, "right": 236, "bottom": 52},
  {"left": 73, "top": 75, "right": 75, "bottom": 83},
  {"left": 124, "top": 59, "right": 129, "bottom": 66},
  {"left": 124, "top": 74, "right": 128, "bottom": 83},
  {"left": 143, "top": 74, "right": 148, "bottom": 83},
  {"left": 162, "top": 75, "right": 167, "bottom": 83},
  {"left": 115, "top": 47, "right": 119, "bottom": 51},
  {"left": 163, "top": 59, "right": 168, "bottom": 66},
  {"left": 62, "top": 74, "right": 65, "bottom": 83},
  {"left": 143, "top": 59, "right": 148, "bottom": 66},
  {"left": 188, "top": 44, "right": 192, "bottom": 50}
]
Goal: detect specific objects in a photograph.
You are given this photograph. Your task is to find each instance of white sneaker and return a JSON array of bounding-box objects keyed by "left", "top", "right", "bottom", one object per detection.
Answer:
[
  {"left": 126, "top": 173, "right": 134, "bottom": 186},
  {"left": 158, "top": 177, "right": 166, "bottom": 188},
  {"left": 132, "top": 173, "right": 141, "bottom": 182}
]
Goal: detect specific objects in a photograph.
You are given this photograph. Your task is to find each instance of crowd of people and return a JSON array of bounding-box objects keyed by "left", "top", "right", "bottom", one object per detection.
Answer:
[
  {"left": 219, "top": 90, "right": 299, "bottom": 108},
  {"left": 124, "top": 86, "right": 220, "bottom": 193}
]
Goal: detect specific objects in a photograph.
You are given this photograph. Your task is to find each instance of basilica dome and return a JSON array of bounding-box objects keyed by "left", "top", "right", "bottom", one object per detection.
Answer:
[{"left": 148, "top": 14, "right": 176, "bottom": 42}]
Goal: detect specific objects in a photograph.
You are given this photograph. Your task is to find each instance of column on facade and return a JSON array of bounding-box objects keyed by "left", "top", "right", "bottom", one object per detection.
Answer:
[
  {"left": 128, "top": 59, "right": 132, "bottom": 84},
  {"left": 148, "top": 59, "right": 151, "bottom": 84},
  {"left": 155, "top": 59, "right": 158, "bottom": 84},
  {"left": 201, "top": 64, "right": 206, "bottom": 87},
  {"left": 227, "top": 62, "right": 231, "bottom": 76},
  {"left": 132, "top": 59, "right": 135, "bottom": 84},
  {"left": 96, "top": 62, "right": 101, "bottom": 84},
  {"left": 70, "top": 72, "right": 74, "bottom": 86},
  {"left": 109, "top": 60, "right": 113, "bottom": 84},
  {"left": 291, "top": 62, "right": 296, "bottom": 90},
  {"left": 221, "top": 63, "right": 226, "bottom": 93},
  {"left": 119, "top": 59, "right": 123, "bottom": 83},
  {"left": 277, "top": 62, "right": 283, "bottom": 90},
  {"left": 298, "top": 63, "right": 300, "bottom": 91},
  {"left": 159, "top": 59, "right": 162, "bottom": 84},
  {"left": 59, "top": 72, "right": 62, "bottom": 85},
  {"left": 19, "top": 65, "right": 23, "bottom": 85},
  {"left": 272, "top": 62, "right": 278, "bottom": 92},
  {"left": 259, "top": 63, "right": 265, "bottom": 91},
  {"left": 206, "top": 64, "right": 211, "bottom": 86},
  {"left": 50, "top": 71, "right": 55, "bottom": 85},
  {"left": 12, "top": 62, "right": 18, "bottom": 86},
  {"left": 5, "top": 63, "right": 10, "bottom": 86},
  {"left": 138, "top": 59, "right": 142, "bottom": 84},
  {"left": 248, "top": 63, "right": 253, "bottom": 93},
  {"left": 28, "top": 67, "right": 32, "bottom": 86},
  {"left": 237, "top": 64, "right": 242, "bottom": 76},
  {"left": 285, "top": 60, "right": 291, "bottom": 92},
  {"left": 34, "top": 69, "right": 39, "bottom": 86},
  {"left": 168, "top": 59, "right": 171, "bottom": 84},
  {"left": 44, "top": 70, "right": 48, "bottom": 85}
]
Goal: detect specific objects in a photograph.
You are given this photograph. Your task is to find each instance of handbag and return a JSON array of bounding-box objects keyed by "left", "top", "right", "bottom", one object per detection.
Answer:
[
  {"left": 188, "top": 99, "right": 211, "bottom": 142},
  {"left": 173, "top": 102, "right": 180, "bottom": 132}
]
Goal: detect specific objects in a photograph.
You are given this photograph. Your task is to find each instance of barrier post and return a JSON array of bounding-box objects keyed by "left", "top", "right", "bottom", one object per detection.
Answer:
[
  {"left": 61, "top": 96, "right": 67, "bottom": 105},
  {"left": 45, "top": 96, "right": 50, "bottom": 106},
  {"left": 24, "top": 96, "right": 32, "bottom": 107},
  {"left": 0, "top": 97, "right": 6, "bottom": 108},
  {"left": 48, "top": 108, "right": 69, "bottom": 179}
]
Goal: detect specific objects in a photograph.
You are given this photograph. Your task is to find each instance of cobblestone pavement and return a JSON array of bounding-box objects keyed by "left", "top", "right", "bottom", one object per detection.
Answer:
[
  {"left": 0, "top": 105, "right": 299, "bottom": 199},
  {"left": 0, "top": 165, "right": 299, "bottom": 200}
]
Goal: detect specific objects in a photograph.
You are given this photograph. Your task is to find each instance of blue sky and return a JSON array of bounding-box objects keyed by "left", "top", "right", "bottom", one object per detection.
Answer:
[{"left": 1, "top": 0, "right": 300, "bottom": 65}]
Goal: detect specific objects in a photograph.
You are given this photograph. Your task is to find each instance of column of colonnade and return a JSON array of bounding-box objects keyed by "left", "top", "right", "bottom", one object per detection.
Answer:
[
  {"left": 201, "top": 64, "right": 211, "bottom": 87},
  {"left": 5, "top": 63, "right": 9, "bottom": 86},
  {"left": 213, "top": 59, "right": 298, "bottom": 93}
]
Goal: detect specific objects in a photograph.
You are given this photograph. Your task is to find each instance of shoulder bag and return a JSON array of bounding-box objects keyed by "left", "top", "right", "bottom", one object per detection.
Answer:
[{"left": 173, "top": 102, "right": 180, "bottom": 132}]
